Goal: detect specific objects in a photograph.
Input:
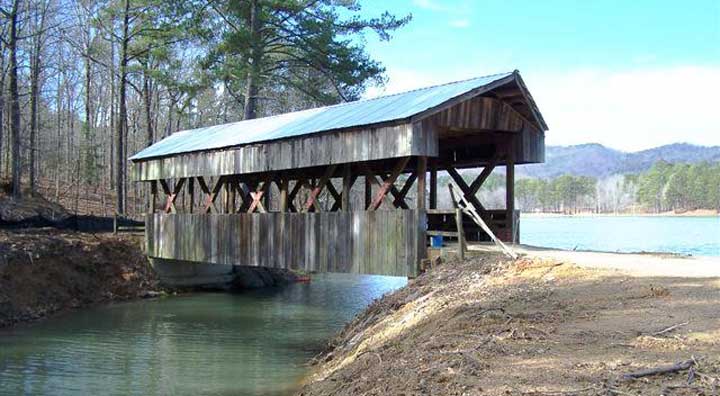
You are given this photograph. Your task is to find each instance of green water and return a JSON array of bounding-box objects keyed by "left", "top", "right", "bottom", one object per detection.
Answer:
[{"left": 0, "top": 274, "right": 406, "bottom": 396}]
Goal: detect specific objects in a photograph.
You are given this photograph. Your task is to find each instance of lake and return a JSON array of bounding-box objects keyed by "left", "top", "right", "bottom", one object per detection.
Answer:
[
  {"left": 0, "top": 274, "right": 406, "bottom": 396},
  {"left": 521, "top": 215, "right": 720, "bottom": 256}
]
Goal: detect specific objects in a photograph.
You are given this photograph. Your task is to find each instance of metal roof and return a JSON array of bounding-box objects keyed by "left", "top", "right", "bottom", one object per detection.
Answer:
[{"left": 130, "top": 71, "right": 517, "bottom": 161}]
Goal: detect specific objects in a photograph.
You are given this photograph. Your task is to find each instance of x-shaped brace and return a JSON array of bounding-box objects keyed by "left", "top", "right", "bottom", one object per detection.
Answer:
[{"left": 160, "top": 178, "right": 186, "bottom": 214}]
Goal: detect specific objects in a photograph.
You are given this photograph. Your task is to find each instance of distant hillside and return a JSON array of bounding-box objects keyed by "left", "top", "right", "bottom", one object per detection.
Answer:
[{"left": 517, "top": 143, "right": 720, "bottom": 179}]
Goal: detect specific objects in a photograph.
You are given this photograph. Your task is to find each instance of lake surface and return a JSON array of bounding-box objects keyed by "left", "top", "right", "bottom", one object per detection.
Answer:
[
  {"left": 521, "top": 215, "right": 720, "bottom": 256},
  {"left": 0, "top": 274, "right": 406, "bottom": 396}
]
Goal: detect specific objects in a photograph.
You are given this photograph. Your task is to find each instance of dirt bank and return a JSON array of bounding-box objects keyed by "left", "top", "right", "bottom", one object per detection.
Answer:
[
  {"left": 299, "top": 255, "right": 720, "bottom": 395},
  {"left": 0, "top": 229, "right": 160, "bottom": 328}
]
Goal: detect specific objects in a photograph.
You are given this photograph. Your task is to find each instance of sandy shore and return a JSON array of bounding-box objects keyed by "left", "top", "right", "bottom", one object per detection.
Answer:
[
  {"left": 300, "top": 251, "right": 720, "bottom": 395},
  {"left": 471, "top": 243, "right": 720, "bottom": 278}
]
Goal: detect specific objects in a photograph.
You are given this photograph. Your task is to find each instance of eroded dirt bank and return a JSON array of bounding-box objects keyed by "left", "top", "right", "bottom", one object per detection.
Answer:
[
  {"left": 299, "top": 255, "right": 720, "bottom": 395},
  {"left": 0, "top": 229, "right": 160, "bottom": 328}
]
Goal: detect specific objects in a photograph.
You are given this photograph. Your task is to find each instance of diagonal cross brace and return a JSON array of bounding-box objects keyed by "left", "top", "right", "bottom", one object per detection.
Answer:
[
  {"left": 302, "top": 165, "right": 337, "bottom": 212},
  {"left": 365, "top": 157, "right": 411, "bottom": 211},
  {"left": 160, "top": 178, "right": 186, "bottom": 214}
]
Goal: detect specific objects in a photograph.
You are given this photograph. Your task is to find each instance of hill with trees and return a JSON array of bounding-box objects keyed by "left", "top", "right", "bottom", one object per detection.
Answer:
[{"left": 519, "top": 143, "right": 720, "bottom": 179}]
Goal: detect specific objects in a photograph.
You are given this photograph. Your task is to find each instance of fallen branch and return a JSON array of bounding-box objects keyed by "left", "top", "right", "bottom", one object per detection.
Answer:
[
  {"left": 651, "top": 321, "right": 689, "bottom": 336},
  {"left": 522, "top": 385, "right": 595, "bottom": 395},
  {"left": 621, "top": 359, "right": 695, "bottom": 380}
]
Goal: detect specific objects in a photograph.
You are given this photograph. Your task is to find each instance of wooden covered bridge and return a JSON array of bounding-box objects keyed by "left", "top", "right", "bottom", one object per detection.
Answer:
[{"left": 130, "top": 71, "right": 547, "bottom": 285}]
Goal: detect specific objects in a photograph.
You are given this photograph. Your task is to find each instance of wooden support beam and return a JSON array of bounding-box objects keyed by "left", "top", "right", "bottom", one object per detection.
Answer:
[
  {"left": 229, "top": 178, "right": 237, "bottom": 213},
  {"left": 342, "top": 164, "right": 352, "bottom": 211},
  {"left": 429, "top": 161, "right": 437, "bottom": 209},
  {"left": 264, "top": 178, "right": 273, "bottom": 211},
  {"left": 326, "top": 182, "right": 342, "bottom": 211},
  {"left": 279, "top": 177, "right": 288, "bottom": 213},
  {"left": 301, "top": 180, "right": 322, "bottom": 212},
  {"left": 364, "top": 175, "right": 372, "bottom": 210},
  {"left": 287, "top": 179, "right": 303, "bottom": 212},
  {"left": 446, "top": 167, "right": 486, "bottom": 214},
  {"left": 188, "top": 178, "right": 194, "bottom": 213},
  {"left": 366, "top": 157, "right": 410, "bottom": 211},
  {"left": 237, "top": 182, "right": 252, "bottom": 212},
  {"left": 468, "top": 154, "right": 499, "bottom": 195},
  {"left": 416, "top": 156, "right": 427, "bottom": 210},
  {"left": 303, "top": 165, "right": 337, "bottom": 212},
  {"left": 455, "top": 208, "right": 466, "bottom": 260},
  {"left": 382, "top": 172, "right": 416, "bottom": 209},
  {"left": 248, "top": 175, "right": 272, "bottom": 213},
  {"left": 160, "top": 178, "right": 185, "bottom": 214},
  {"left": 506, "top": 141, "right": 516, "bottom": 243},
  {"left": 198, "top": 176, "right": 225, "bottom": 213},
  {"left": 150, "top": 180, "right": 157, "bottom": 214}
]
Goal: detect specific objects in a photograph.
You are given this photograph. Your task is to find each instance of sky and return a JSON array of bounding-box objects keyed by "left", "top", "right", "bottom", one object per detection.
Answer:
[{"left": 356, "top": 0, "right": 720, "bottom": 151}]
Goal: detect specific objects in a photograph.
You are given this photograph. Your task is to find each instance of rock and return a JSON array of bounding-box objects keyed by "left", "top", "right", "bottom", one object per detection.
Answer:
[
  {"left": 230, "top": 266, "right": 300, "bottom": 289},
  {"left": 141, "top": 290, "right": 162, "bottom": 299}
]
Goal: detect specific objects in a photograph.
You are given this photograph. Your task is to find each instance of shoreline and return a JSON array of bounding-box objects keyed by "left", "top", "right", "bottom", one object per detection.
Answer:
[
  {"left": 299, "top": 252, "right": 720, "bottom": 395},
  {"left": 521, "top": 209, "right": 719, "bottom": 218},
  {"left": 0, "top": 229, "right": 164, "bottom": 329}
]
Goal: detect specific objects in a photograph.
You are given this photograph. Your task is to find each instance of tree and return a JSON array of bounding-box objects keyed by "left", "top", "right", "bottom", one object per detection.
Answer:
[
  {"left": 28, "top": 0, "right": 53, "bottom": 194},
  {"left": 1, "top": 0, "right": 22, "bottom": 197},
  {"left": 204, "top": 0, "right": 410, "bottom": 119}
]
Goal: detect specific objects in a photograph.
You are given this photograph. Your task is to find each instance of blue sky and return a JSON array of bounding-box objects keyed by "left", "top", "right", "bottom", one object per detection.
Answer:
[{"left": 357, "top": 0, "right": 720, "bottom": 151}]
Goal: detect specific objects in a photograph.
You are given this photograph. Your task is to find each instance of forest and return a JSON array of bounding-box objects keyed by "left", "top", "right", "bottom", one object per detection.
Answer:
[
  {"left": 513, "top": 161, "right": 720, "bottom": 214},
  {"left": 0, "top": 0, "right": 409, "bottom": 216}
]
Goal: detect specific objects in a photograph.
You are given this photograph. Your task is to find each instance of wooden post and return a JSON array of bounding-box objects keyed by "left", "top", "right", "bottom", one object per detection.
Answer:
[
  {"left": 264, "top": 175, "right": 273, "bottom": 212},
  {"left": 230, "top": 178, "right": 237, "bottom": 213},
  {"left": 429, "top": 161, "right": 437, "bottom": 209},
  {"left": 506, "top": 143, "right": 515, "bottom": 244},
  {"left": 224, "top": 178, "right": 231, "bottom": 214},
  {"left": 188, "top": 177, "right": 194, "bottom": 214},
  {"left": 150, "top": 180, "right": 157, "bottom": 214},
  {"left": 279, "top": 177, "right": 288, "bottom": 213},
  {"left": 416, "top": 156, "right": 427, "bottom": 210},
  {"left": 364, "top": 175, "right": 372, "bottom": 210},
  {"left": 455, "top": 208, "right": 466, "bottom": 260},
  {"left": 342, "top": 164, "right": 351, "bottom": 211},
  {"left": 414, "top": 156, "right": 428, "bottom": 277}
]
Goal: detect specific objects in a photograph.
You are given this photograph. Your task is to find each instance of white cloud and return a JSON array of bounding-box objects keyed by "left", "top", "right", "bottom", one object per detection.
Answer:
[
  {"left": 367, "top": 65, "right": 720, "bottom": 151},
  {"left": 449, "top": 18, "right": 471, "bottom": 28},
  {"left": 411, "top": 0, "right": 447, "bottom": 11},
  {"left": 527, "top": 66, "right": 720, "bottom": 151}
]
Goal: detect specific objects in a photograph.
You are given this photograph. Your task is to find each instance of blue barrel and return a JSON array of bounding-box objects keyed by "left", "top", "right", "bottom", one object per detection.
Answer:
[{"left": 430, "top": 235, "right": 443, "bottom": 248}]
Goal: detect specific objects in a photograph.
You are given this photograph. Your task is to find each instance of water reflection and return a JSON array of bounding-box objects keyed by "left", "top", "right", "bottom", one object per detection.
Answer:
[{"left": 0, "top": 273, "right": 406, "bottom": 396}]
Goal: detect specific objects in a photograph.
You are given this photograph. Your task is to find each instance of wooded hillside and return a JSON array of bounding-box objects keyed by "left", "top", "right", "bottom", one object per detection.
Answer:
[{"left": 0, "top": 0, "right": 409, "bottom": 216}]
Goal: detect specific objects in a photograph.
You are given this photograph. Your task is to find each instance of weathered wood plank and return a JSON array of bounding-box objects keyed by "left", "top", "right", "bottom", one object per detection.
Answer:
[{"left": 145, "top": 211, "right": 423, "bottom": 277}]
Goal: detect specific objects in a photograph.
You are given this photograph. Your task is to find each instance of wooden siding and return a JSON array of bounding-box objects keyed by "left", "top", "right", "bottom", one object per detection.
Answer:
[
  {"left": 135, "top": 123, "right": 438, "bottom": 181},
  {"left": 416, "top": 96, "right": 544, "bottom": 164},
  {"left": 146, "top": 211, "right": 426, "bottom": 277}
]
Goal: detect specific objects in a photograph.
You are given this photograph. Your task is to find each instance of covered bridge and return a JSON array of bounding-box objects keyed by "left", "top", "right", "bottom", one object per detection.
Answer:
[{"left": 130, "top": 70, "right": 547, "bottom": 285}]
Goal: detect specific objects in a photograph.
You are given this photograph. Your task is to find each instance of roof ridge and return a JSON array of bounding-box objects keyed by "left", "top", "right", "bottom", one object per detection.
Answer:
[
  {"left": 169, "top": 71, "right": 516, "bottom": 130},
  {"left": 324, "top": 70, "right": 515, "bottom": 110}
]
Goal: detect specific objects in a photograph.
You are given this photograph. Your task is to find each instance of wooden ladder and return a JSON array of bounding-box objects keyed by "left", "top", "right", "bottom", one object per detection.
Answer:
[{"left": 448, "top": 183, "right": 517, "bottom": 260}]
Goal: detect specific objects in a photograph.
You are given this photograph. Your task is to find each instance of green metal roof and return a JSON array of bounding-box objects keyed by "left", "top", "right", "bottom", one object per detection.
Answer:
[{"left": 131, "top": 71, "right": 520, "bottom": 161}]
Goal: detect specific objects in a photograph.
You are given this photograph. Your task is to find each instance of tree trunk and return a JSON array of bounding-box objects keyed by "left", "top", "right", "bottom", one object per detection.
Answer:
[
  {"left": 29, "top": 46, "right": 40, "bottom": 195},
  {"left": 242, "top": 0, "right": 261, "bottom": 120},
  {"left": 116, "top": 0, "right": 130, "bottom": 214},
  {"left": 8, "top": 0, "right": 22, "bottom": 197},
  {"left": 83, "top": 36, "right": 93, "bottom": 183},
  {"left": 0, "top": 43, "right": 6, "bottom": 179},
  {"left": 143, "top": 68, "right": 153, "bottom": 147},
  {"left": 109, "top": 32, "right": 115, "bottom": 190}
]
